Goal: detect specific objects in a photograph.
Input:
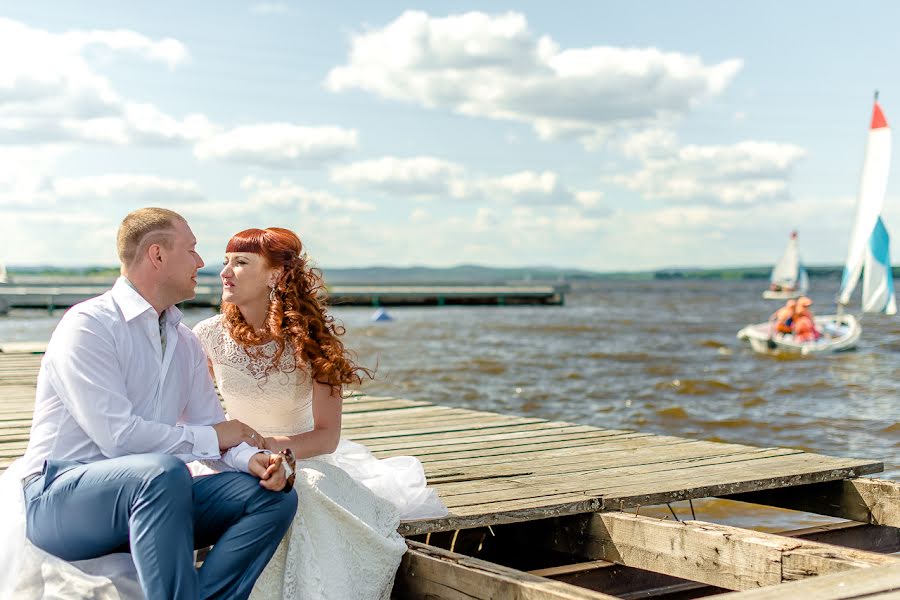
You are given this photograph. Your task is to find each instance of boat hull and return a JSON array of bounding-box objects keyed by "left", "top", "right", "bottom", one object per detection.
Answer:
[
  {"left": 736, "top": 314, "right": 861, "bottom": 355},
  {"left": 762, "top": 289, "right": 804, "bottom": 300}
]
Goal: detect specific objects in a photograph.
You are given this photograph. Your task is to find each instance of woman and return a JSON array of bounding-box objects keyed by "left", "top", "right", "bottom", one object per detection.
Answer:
[
  {"left": 192, "top": 227, "right": 446, "bottom": 600},
  {"left": 791, "top": 296, "right": 821, "bottom": 343}
]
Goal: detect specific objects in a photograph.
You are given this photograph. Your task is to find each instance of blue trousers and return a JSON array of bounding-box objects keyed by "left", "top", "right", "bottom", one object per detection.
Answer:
[{"left": 23, "top": 454, "right": 298, "bottom": 600}]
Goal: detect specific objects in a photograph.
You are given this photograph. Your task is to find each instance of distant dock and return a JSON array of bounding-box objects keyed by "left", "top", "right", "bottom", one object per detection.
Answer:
[{"left": 0, "top": 282, "right": 568, "bottom": 313}]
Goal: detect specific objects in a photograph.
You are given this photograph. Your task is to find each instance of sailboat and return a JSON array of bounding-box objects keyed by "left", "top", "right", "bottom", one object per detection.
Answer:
[
  {"left": 738, "top": 95, "right": 896, "bottom": 355},
  {"left": 762, "top": 231, "right": 809, "bottom": 299}
]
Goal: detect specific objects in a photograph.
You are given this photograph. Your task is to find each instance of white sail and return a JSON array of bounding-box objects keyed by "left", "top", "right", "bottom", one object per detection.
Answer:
[
  {"left": 797, "top": 265, "right": 809, "bottom": 294},
  {"left": 0, "top": 262, "right": 6, "bottom": 284},
  {"left": 839, "top": 101, "right": 892, "bottom": 305},
  {"left": 770, "top": 233, "right": 800, "bottom": 288},
  {"left": 862, "top": 216, "right": 897, "bottom": 314}
]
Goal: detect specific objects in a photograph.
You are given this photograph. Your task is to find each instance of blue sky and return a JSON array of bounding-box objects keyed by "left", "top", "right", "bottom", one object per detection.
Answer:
[{"left": 2, "top": 1, "right": 900, "bottom": 270}]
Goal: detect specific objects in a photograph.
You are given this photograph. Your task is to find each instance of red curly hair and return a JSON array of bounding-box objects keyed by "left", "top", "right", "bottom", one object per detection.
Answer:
[{"left": 222, "top": 227, "right": 371, "bottom": 394}]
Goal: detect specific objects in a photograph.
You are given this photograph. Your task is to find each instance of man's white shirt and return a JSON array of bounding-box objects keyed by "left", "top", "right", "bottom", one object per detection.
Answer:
[{"left": 20, "top": 277, "right": 262, "bottom": 476}]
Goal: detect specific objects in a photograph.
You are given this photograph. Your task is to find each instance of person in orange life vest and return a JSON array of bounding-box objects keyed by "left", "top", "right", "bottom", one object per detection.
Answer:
[
  {"left": 792, "top": 296, "right": 821, "bottom": 342},
  {"left": 769, "top": 299, "right": 797, "bottom": 335}
]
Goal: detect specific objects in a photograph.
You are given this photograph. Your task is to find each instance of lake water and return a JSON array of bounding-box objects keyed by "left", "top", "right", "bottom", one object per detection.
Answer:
[{"left": 2, "top": 278, "right": 897, "bottom": 530}]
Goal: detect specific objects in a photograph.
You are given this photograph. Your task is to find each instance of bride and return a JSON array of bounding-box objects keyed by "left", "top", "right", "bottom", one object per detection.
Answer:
[{"left": 192, "top": 227, "right": 447, "bottom": 600}]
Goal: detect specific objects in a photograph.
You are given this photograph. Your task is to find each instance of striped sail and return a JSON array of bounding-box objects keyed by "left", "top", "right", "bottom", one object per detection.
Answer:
[
  {"left": 839, "top": 101, "right": 892, "bottom": 305},
  {"left": 862, "top": 217, "right": 897, "bottom": 314}
]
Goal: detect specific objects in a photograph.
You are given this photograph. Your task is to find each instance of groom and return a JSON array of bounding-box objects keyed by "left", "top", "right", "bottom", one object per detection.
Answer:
[{"left": 19, "top": 208, "right": 297, "bottom": 599}]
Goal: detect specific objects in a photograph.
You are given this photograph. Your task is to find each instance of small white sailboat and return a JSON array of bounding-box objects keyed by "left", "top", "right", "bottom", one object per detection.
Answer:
[
  {"left": 762, "top": 231, "right": 809, "bottom": 300},
  {"left": 738, "top": 95, "right": 895, "bottom": 355},
  {"left": 0, "top": 262, "right": 7, "bottom": 284}
]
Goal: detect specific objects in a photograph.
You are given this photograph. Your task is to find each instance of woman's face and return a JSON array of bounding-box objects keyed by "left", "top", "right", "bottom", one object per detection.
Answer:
[{"left": 221, "top": 252, "right": 279, "bottom": 306}]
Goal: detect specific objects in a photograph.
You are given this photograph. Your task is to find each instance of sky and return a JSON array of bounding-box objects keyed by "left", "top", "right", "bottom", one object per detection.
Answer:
[{"left": 2, "top": 1, "right": 900, "bottom": 271}]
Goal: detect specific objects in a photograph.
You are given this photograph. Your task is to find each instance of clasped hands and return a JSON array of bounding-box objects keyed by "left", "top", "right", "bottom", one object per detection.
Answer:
[{"left": 212, "top": 420, "right": 294, "bottom": 492}]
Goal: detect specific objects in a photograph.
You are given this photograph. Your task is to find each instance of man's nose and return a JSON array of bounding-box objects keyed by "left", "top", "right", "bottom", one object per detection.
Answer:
[{"left": 196, "top": 253, "right": 205, "bottom": 269}]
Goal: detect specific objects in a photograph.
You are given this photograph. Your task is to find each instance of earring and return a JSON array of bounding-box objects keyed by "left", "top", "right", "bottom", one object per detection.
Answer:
[{"left": 269, "top": 286, "right": 276, "bottom": 302}]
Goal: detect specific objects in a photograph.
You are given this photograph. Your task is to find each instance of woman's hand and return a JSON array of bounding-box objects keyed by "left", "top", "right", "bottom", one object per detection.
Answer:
[{"left": 248, "top": 452, "right": 287, "bottom": 492}]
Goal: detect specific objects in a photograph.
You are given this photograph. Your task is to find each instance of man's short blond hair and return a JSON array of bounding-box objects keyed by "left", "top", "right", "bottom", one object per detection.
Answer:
[{"left": 117, "top": 207, "right": 187, "bottom": 268}]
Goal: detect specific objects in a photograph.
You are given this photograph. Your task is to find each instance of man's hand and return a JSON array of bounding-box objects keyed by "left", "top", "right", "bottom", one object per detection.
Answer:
[
  {"left": 248, "top": 452, "right": 287, "bottom": 492},
  {"left": 213, "top": 420, "right": 265, "bottom": 451}
]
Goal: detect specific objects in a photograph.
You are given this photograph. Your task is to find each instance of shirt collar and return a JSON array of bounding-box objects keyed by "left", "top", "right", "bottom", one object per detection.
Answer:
[{"left": 112, "top": 277, "right": 184, "bottom": 326}]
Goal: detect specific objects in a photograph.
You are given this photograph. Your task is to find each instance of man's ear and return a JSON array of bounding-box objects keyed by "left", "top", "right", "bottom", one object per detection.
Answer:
[{"left": 148, "top": 244, "right": 164, "bottom": 270}]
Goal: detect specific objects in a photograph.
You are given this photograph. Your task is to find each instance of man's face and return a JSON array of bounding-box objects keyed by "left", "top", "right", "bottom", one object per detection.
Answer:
[{"left": 160, "top": 220, "right": 204, "bottom": 303}]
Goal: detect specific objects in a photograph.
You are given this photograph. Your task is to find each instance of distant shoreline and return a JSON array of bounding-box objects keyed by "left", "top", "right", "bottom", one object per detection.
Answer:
[{"left": 3, "top": 264, "right": 885, "bottom": 284}]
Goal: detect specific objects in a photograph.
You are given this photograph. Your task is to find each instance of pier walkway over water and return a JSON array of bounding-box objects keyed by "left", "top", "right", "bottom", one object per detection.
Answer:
[
  {"left": 1, "top": 346, "right": 898, "bottom": 598},
  {"left": 0, "top": 282, "right": 568, "bottom": 313}
]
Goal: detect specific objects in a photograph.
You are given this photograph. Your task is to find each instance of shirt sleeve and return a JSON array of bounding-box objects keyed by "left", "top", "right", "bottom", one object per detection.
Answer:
[
  {"left": 46, "top": 311, "right": 218, "bottom": 461},
  {"left": 180, "top": 324, "right": 267, "bottom": 474}
]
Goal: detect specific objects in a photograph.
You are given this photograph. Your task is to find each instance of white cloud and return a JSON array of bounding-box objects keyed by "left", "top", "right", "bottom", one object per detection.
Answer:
[
  {"left": 250, "top": 3, "right": 290, "bottom": 15},
  {"left": 61, "top": 29, "right": 189, "bottom": 69},
  {"left": 620, "top": 128, "right": 678, "bottom": 159},
  {"left": 241, "top": 176, "right": 375, "bottom": 213},
  {"left": 326, "top": 11, "right": 742, "bottom": 147},
  {"left": 468, "top": 171, "right": 572, "bottom": 205},
  {"left": 0, "top": 17, "right": 204, "bottom": 146},
  {"left": 54, "top": 174, "right": 203, "bottom": 202},
  {"left": 0, "top": 146, "right": 64, "bottom": 207},
  {"left": 610, "top": 140, "right": 806, "bottom": 205},
  {"left": 194, "top": 124, "right": 358, "bottom": 168},
  {"left": 331, "top": 156, "right": 465, "bottom": 198},
  {"left": 332, "top": 155, "right": 589, "bottom": 206}
]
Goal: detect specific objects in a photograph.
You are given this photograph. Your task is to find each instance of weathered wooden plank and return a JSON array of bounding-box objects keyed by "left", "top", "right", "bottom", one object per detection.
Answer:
[
  {"left": 408, "top": 433, "right": 673, "bottom": 463},
  {"left": 779, "top": 521, "right": 900, "bottom": 554},
  {"left": 362, "top": 424, "right": 611, "bottom": 452},
  {"left": 0, "top": 342, "right": 47, "bottom": 354},
  {"left": 723, "top": 477, "right": 900, "bottom": 528},
  {"left": 342, "top": 399, "right": 434, "bottom": 413},
  {"left": 402, "top": 435, "right": 669, "bottom": 465},
  {"left": 422, "top": 438, "right": 749, "bottom": 478},
  {"left": 393, "top": 540, "right": 618, "bottom": 600},
  {"left": 434, "top": 448, "right": 809, "bottom": 501},
  {"left": 538, "top": 512, "right": 898, "bottom": 591},
  {"left": 714, "top": 561, "right": 900, "bottom": 599},
  {"left": 346, "top": 417, "right": 550, "bottom": 441},
  {"left": 399, "top": 455, "right": 880, "bottom": 534},
  {"left": 343, "top": 409, "right": 517, "bottom": 430},
  {"left": 527, "top": 521, "right": 900, "bottom": 599}
]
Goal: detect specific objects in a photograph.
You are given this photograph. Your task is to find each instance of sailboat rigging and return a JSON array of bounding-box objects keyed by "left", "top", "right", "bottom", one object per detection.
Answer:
[{"left": 738, "top": 94, "right": 895, "bottom": 354}]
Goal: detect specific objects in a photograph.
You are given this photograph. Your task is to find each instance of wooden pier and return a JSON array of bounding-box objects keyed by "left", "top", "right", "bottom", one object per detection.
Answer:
[
  {"left": 0, "top": 282, "right": 567, "bottom": 313},
  {"left": 0, "top": 348, "right": 897, "bottom": 598}
]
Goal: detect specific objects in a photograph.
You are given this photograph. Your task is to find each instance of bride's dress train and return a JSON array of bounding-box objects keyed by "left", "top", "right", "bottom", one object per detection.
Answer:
[{"left": 194, "top": 315, "right": 447, "bottom": 600}]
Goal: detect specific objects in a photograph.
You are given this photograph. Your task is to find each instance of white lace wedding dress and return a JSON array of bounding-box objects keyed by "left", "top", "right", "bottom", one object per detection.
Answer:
[{"left": 193, "top": 315, "right": 447, "bottom": 600}]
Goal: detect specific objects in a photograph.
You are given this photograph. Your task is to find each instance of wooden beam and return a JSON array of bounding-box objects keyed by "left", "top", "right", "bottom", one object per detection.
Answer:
[
  {"left": 779, "top": 521, "right": 900, "bottom": 554},
  {"left": 393, "top": 540, "right": 617, "bottom": 600},
  {"left": 722, "top": 477, "right": 900, "bottom": 527},
  {"left": 523, "top": 521, "right": 897, "bottom": 600},
  {"left": 713, "top": 561, "right": 900, "bottom": 599},
  {"left": 535, "top": 512, "right": 898, "bottom": 591}
]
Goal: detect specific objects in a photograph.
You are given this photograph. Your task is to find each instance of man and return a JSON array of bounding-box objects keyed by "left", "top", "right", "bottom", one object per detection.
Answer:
[
  {"left": 769, "top": 298, "right": 797, "bottom": 335},
  {"left": 18, "top": 208, "right": 298, "bottom": 599}
]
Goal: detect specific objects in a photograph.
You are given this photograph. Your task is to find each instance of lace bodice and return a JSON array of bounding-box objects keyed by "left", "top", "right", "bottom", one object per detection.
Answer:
[{"left": 193, "top": 315, "right": 314, "bottom": 437}]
